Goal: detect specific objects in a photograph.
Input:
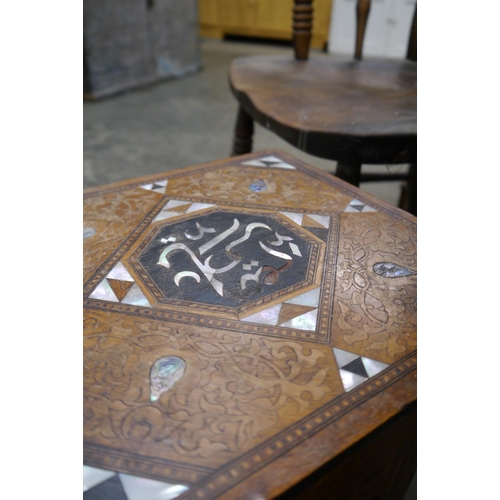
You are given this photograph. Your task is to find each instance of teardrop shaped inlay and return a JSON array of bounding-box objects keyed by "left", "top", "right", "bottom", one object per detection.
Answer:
[
  {"left": 249, "top": 179, "right": 267, "bottom": 192},
  {"left": 83, "top": 227, "right": 96, "bottom": 239},
  {"left": 150, "top": 356, "right": 186, "bottom": 402},
  {"left": 373, "top": 262, "right": 416, "bottom": 278}
]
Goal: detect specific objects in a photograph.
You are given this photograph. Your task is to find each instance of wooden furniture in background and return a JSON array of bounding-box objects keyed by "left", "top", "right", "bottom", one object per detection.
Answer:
[
  {"left": 198, "top": 0, "right": 333, "bottom": 49},
  {"left": 229, "top": 0, "right": 417, "bottom": 216},
  {"left": 83, "top": 149, "right": 416, "bottom": 499},
  {"left": 84, "top": 0, "right": 201, "bottom": 101}
]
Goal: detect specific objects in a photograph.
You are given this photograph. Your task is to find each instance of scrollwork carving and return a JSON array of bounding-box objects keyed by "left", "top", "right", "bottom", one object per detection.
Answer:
[
  {"left": 84, "top": 311, "right": 342, "bottom": 468},
  {"left": 332, "top": 213, "right": 417, "bottom": 363},
  {"left": 83, "top": 189, "right": 159, "bottom": 283},
  {"left": 165, "top": 166, "right": 352, "bottom": 211}
]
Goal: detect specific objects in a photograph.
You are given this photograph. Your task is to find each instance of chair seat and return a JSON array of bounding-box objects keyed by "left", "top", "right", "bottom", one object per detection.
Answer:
[{"left": 229, "top": 55, "right": 416, "bottom": 165}]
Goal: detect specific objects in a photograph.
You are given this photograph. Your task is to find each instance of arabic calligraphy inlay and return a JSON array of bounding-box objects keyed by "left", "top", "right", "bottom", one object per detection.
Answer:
[{"left": 133, "top": 211, "right": 315, "bottom": 308}]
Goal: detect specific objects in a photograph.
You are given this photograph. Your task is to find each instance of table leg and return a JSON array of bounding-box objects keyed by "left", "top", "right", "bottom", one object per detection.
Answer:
[{"left": 276, "top": 402, "right": 417, "bottom": 500}]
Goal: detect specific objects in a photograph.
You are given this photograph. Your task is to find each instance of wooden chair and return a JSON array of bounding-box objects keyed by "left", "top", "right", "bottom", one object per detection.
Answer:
[{"left": 229, "top": 0, "right": 417, "bottom": 216}]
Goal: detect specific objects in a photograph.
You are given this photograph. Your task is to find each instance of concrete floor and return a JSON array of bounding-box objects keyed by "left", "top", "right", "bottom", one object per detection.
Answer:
[
  {"left": 83, "top": 37, "right": 416, "bottom": 500},
  {"left": 83, "top": 38, "right": 409, "bottom": 209}
]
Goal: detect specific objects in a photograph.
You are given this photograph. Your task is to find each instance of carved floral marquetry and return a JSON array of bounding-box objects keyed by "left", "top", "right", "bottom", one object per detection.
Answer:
[
  {"left": 83, "top": 310, "right": 343, "bottom": 469},
  {"left": 83, "top": 189, "right": 160, "bottom": 284},
  {"left": 332, "top": 212, "right": 417, "bottom": 363},
  {"left": 83, "top": 151, "right": 416, "bottom": 498},
  {"left": 165, "top": 166, "right": 353, "bottom": 211}
]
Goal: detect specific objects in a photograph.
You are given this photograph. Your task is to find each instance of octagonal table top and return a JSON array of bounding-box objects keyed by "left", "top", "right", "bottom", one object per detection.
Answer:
[{"left": 83, "top": 150, "right": 417, "bottom": 500}]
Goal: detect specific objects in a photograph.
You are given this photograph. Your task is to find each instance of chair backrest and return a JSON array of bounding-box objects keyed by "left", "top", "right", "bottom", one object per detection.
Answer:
[{"left": 293, "top": 0, "right": 417, "bottom": 62}]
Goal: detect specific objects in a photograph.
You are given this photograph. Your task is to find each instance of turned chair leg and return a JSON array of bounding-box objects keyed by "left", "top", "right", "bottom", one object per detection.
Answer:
[
  {"left": 231, "top": 105, "right": 254, "bottom": 156},
  {"left": 335, "top": 162, "right": 362, "bottom": 187},
  {"left": 397, "top": 163, "right": 417, "bottom": 216},
  {"left": 406, "top": 162, "right": 416, "bottom": 216}
]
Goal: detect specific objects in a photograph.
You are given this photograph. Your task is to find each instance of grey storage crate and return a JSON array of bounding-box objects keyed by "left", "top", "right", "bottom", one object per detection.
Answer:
[{"left": 84, "top": 0, "right": 201, "bottom": 100}]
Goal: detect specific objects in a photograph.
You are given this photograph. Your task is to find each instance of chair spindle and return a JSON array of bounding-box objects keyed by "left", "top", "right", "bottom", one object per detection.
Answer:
[
  {"left": 406, "top": 5, "right": 417, "bottom": 61},
  {"left": 293, "top": 0, "right": 314, "bottom": 60},
  {"left": 355, "top": 0, "right": 371, "bottom": 60}
]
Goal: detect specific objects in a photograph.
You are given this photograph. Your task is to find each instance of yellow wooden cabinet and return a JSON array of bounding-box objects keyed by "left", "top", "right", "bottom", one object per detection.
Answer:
[{"left": 198, "top": 0, "right": 333, "bottom": 49}]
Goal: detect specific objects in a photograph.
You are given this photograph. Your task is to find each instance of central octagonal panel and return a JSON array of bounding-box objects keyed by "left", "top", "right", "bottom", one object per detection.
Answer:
[{"left": 131, "top": 210, "right": 317, "bottom": 309}]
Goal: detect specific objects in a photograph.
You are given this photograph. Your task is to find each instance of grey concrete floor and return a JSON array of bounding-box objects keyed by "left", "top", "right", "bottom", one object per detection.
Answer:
[
  {"left": 83, "top": 39, "right": 409, "bottom": 208},
  {"left": 83, "top": 37, "right": 416, "bottom": 499}
]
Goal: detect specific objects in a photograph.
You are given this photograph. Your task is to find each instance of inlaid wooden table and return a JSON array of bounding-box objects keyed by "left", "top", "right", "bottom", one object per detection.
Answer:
[{"left": 83, "top": 150, "right": 417, "bottom": 500}]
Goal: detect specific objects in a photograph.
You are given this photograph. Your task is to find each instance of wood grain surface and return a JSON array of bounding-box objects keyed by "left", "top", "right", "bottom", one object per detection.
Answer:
[
  {"left": 83, "top": 150, "right": 416, "bottom": 499},
  {"left": 229, "top": 57, "right": 417, "bottom": 166}
]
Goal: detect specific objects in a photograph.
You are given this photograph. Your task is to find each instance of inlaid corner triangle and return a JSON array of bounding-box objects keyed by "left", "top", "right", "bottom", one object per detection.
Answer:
[
  {"left": 162, "top": 200, "right": 193, "bottom": 213},
  {"left": 186, "top": 202, "right": 216, "bottom": 213},
  {"left": 260, "top": 156, "right": 296, "bottom": 169},
  {"left": 332, "top": 348, "right": 389, "bottom": 392},
  {"left": 302, "top": 215, "right": 324, "bottom": 229},
  {"left": 302, "top": 214, "right": 330, "bottom": 229},
  {"left": 284, "top": 287, "right": 321, "bottom": 308},
  {"left": 241, "top": 304, "right": 282, "bottom": 326},
  {"left": 121, "top": 284, "right": 151, "bottom": 307},
  {"left": 342, "top": 357, "right": 368, "bottom": 378},
  {"left": 274, "top": 162, "right": 296, "bottom": 170},
  {"left": 89, "top": 279, "right": 119, "bottom": 302},
  {"left": 260, "top": 155, "right": 282, "bottom": 163},
  {"left": 83, "top": 466, "right": 116, "bottom": 491},
  {"left": 279, "top": 212, "right": 304, "bottom": 226},
  {"left": 279, "top": 308, "right": 318, "bottom": 331},
  {"left": 106, "top": 261, "right": 134, "bottom": 282},
  {"left": 153, "top": 210, "right": 182, "bottom": 223},
  {"left": 242, "top": 159, "right": 267, "bottom": 167},
  {"left": 153, "top": 200, "right": 194, "bottom": 222},
  {"left": 338, "top": 370, "right": 368, "bottom": 392},
  {"left": 118, "top": 473, "right": 189, "bottom": 500},
  {"left": 151, "top": 184, "right": 167, "bottom": 195},
  {"left": 277, "top": 304, "right": 316, "bottom": 325},
  {"left": 140, "top": 179, "right": 168, "bottom": 194},
  {"left": 107, "top": 279, "right": 135, "bottom": 302},
  {"left": 163, "top": 199, "right": 191, "bottom": 210},
  {"left": 362, "top": 357, "right": 390, "bottom": 378},
  {"left": 168, "top": 203, "right": 192, "bottom": 214},
  {"left": 345, "top": 199, "right": 377, "bottom": 213}
]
